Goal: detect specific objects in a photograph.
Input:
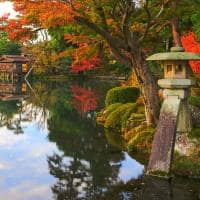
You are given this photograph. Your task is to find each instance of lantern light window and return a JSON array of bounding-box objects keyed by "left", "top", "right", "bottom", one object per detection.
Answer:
[
  {"left": 167, "top": 65, "right": 172, "bottom": 73},
  {"left": 175, "top": 64, "right": 183, "bottom": 73}
]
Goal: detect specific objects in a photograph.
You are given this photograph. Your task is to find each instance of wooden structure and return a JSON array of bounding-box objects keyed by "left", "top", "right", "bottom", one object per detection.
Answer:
[
  {"left": 0, "top": 81, "right": 29, "bottom": 101},
  {"left": 0, "top": 55, "right": 29, "bottom": 81}
]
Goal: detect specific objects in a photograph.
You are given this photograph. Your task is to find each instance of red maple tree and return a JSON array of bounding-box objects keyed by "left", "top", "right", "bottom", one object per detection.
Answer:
[
  {"left": 64, "top": 34, "right": 102, "bottom": 73},
  {"left": 70, "top": 55, "right": 101, "bottom": 73},
  {"left": 181, "top": 32, "right": 200, "bottom": 74}
]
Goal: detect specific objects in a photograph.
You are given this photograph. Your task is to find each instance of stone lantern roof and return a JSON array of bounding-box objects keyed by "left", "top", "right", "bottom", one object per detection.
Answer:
[{"left": 146, "top": 47, "right": 200, "bottom": 61}]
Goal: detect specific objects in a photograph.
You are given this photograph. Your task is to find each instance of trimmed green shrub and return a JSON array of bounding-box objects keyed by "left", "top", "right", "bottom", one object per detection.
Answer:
[
  {"left": 105, "top": 86, "right": 140, "bottom": 107},
  {"left": 96, "top": 103, "right": 123, "bottom": 124},
  {"left": 189, "top": 96, "right": 200, "bottom": 108},
  {"left": 121, "top": 106, "right": 138, "bottom": 128},
  {"left": 125, "top": 113, "right": 145, "bottom": 129},
  {"left": 128, "top": 127, "right": 155, "bottom": 149},
  {"left": 106, "top": 103, "right": 123, "bottom": 115},
  {"left": 130, "top": 113, "right": 145, "bottom": 120},
  {"left": 104, "top": 103, "right": 137, "bottom": 131}
]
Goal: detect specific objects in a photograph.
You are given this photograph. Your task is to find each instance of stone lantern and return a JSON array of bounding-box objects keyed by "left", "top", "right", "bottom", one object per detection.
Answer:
[{"left": 146, "top": 46, "right": 200, "bottom": 175}]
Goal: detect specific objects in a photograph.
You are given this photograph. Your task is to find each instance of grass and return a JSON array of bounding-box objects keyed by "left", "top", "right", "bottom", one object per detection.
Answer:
[{"left": 173, "top": 151, "right": 200, "bottom": 177}]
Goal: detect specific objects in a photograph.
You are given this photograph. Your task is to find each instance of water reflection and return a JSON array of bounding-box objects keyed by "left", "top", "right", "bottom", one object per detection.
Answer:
[
  {"left": 0, "top": 81, "right": 30, "bottom": 134},
  {"left": 70, "top": 85, "right": 98, "bottom": 117},
  {"left": 47, "top": 93, "right": 143, "bottom": 199},
  {"left": 0, "top": 80, "right": 199, "bottom": 200},
  {"left": 0, "top": 117, "right": 57, "bottom": 200},
  {"left": 0, "top": 81, "right": 28, "bottom": 101}
]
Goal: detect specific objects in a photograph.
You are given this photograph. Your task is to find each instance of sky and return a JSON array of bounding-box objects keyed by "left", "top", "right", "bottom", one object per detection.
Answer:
[{"left": 0, "top": 2, "right": 17, "bottom": 19}]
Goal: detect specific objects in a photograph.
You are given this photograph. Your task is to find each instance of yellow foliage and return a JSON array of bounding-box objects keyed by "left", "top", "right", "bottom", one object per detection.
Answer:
[
  {"left": 123, "top": 72, "right": 139, "bottom": 87},
  {"left": 130, "top": 22, "right": 145, "bottom": 32},
  {"left": 136, "top": 96, "right": 144, "bottom": 106},
  {"left": 106, "top": 18, "right": 114, "bottom": 25},
  {"left": 96, "top": 115, "right": 107, "bottom": 124},
  {"left": 126, "top": 125, "right": 155, "bottom": 151}
]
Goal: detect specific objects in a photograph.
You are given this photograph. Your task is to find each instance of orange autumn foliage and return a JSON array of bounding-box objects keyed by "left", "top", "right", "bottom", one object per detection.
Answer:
[
  {"left": 0, "top": 0, "right": 78, "bottom": 41},
  {"left": 13, "top": 0, "right": 77, "bottom": 27},
  {"left": 0, "top": 0, "right": 101, "bottom": 72}
]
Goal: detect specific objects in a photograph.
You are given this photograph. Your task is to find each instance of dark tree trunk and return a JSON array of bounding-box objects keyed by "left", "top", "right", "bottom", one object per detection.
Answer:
[
  {"left": 108, "top": 38, "right": 160, "bottom": 126},
  {"left": 171, "top": 16, "right": 181, "bottom": 47},
  {"left": 131, "top": 51, "right": 160, "bottom": 126},
  {"left": 171, "top": 1, "right": 181, "bottom": 47}
]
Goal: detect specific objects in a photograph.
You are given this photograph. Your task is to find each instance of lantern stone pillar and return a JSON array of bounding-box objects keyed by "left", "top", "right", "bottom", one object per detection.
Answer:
[{"left": 146, "top": 47, "right": 200, "bottom": 176}]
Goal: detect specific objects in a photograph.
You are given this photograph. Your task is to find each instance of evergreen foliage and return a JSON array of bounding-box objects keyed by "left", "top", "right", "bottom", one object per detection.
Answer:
[
  {"left": 104, "top": 103, "right": 137, "bottom": 131},
  {"left": 0, "top": 32, "right": 21, "bottom": 55},
  {"left": 105, "top": 86, "right": 139, "bottom": 108},
  {"left": 127, "top": 126, "right": 155, "bottom": 152},
  {"left": 189, "top": 96, "right": 200, "bottom": 108},
  {"left": 191, "top": 4, "right": 200, "bottom": 39},
  {"left": 106, "top": 103, "right": 123, "bottom": 115}
]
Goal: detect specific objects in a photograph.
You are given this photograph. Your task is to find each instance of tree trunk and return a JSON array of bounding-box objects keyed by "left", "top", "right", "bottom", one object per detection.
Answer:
[
  {"left": 131, "top": 51, "right": 160, "bottom": 126},
  {"left": 171, "top": 1, "right": 181, "bottom": 47},
  {"left": 171, "top": 16, "right": 181, "bottom": 47},
  {"left": 109, "top": 42, "right": 160, "bottom": 126}
]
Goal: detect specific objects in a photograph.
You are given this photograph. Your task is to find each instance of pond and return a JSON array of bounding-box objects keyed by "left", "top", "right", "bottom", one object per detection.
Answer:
[{"left": 0, "top": 79, "right": 199, "bottom": 200}]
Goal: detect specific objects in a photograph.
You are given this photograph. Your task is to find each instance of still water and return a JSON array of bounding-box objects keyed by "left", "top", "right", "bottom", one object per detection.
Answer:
[{"left": 0, "top": 80, "right": 199, "bottom": 200}]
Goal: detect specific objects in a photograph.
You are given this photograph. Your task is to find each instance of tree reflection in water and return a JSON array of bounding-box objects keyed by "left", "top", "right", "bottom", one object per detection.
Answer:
[
  {"left": 0, "top": 81, "right": 29, "bottom": 134},
  {"left": 70, "top": 85, "right": 98, "bottom": 117},
  {"left": 0, "top": 80, "right": 198, "bottom": 200},
  {"left": 47, "top": 108, "right": 124, "bottom": 199},
  {"left": 26, "top": 80, "right": 125, "bottom": 199},
  {"left": 45, "top": 81, "right": 199, "bottom": 200}
]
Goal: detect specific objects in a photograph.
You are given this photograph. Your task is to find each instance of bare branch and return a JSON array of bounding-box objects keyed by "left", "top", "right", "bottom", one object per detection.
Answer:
[
  {"left": 139, "top": 0, "right": 151, "bottom": 41},
  {"left": 120, "top": 0, "right": 137, "bottom": 50},
  {"left": 74, "top": 16, "right": 129, "bottom": 51},
  {"left": 110, "top": 45, "right": 132, "bottom": 66},
  {"left": 156, "top": 21, "right": 171, "bottom": 33},
  {"left": 139, "top": 0, "right": 173, "bottom": 41},
  {"left": 93, "top": 2, "right": 108, "bottom": 31}
]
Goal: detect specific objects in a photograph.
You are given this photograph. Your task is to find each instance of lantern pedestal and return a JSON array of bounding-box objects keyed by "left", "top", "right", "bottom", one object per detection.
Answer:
[
  {"left": 146, "top": 78, "right": 195, "bottom": 175},
  {"left": 160, "top": 78, "right": 195, "bottom": 134},
  {"left": 177, "top": 99, "right": 193, "bottom": 133}
]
